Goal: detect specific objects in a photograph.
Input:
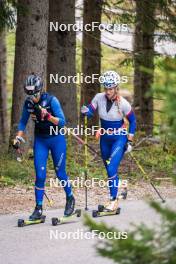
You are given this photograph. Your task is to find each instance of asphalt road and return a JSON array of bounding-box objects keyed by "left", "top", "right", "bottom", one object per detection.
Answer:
[{"left": 0, "top": 199, "right": 175, "bottom": 264}]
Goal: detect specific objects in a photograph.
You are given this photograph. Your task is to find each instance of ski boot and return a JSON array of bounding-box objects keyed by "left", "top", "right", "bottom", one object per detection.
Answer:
[
  {"left": 104, "top": 198, "right": 119, "bottom": 211},
  {"left": 18, "top": 205, "right": 46, "bottom": 227},
  {"left": 92, "top": 198, "right": 121, "bottom": 218},
  {"left": 52, "top": 195, "right": 81, "bottom": 226},
  {"left": 64, "top": 195, "right": 75, "bottom": 216},
  {"left": 29, "top": 205, "right": 43, "bottom": 220}
]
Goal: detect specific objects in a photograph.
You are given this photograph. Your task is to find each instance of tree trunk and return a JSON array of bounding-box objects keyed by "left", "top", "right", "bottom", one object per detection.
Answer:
[
  {"left": 9, "top": 0, "right": 49, "bottom": 150},
  {"left": 133, "top": 0, "right": 156, "bottom": 135},
  {"left": 47, "top": 0, "right": 77, "bottom": 127},
  {"left": 0, "top": 31, "right": 7, "bottom": 144},
  {"left": 81, "top": 0, "right": 102, "bottom": 127},
  {"left": 133, "top": 1, "right": 142, "bottom": 128}
]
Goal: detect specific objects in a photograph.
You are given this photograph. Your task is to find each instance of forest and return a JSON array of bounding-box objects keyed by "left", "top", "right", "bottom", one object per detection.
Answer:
[{"left": 0, "top": 1, "right": 176, "bottom": 264}]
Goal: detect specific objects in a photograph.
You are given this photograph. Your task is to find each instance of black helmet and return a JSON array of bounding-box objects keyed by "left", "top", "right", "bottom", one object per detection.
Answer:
[{"left": 24, "top": 74, "right": 43, "bottom": 95}]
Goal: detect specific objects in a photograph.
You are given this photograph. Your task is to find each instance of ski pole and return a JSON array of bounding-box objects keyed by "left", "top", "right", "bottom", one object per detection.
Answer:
[
  {"left": 66, "top": 126, "right": 100, "bottom": 156},
  {"left": 84, "top": 116, "right": 88, "bottom": 211},
  {"left": 68, "top": 129, "right": 166, "bottom": 203},
  {"left": 44, "top": 192, "right": 53, "bottom": 206},
  {"left": 129, "top": 152, "right": 165, "bottom": 203}
]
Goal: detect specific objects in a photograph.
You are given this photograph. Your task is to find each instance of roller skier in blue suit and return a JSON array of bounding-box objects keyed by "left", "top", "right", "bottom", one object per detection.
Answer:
[
  {"left": 81, "top": 71, "right": 136, "bottom": 211},
  {"left": 13, "top": 74, "right": 75, "bottom": 220}
]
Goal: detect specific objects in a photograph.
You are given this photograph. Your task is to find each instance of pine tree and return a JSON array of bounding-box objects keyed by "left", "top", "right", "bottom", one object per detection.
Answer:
[
  {"left": 81, "top": 0, "right": 103, "bottom": 126},
  {"left": 133, "top": 1, "right": 156, "bottom": 135},
  {"left": 0, "top": 0, "right": 17, "bottom": 145},
  {"left": 0, "top": 30, "right": 7, "bottom": 144},
  {"left": 47, "top": 0, "right": 77, "bottom": 127},
  {"left": 9, "top": 0, "right": 49, "bottom": 149}
]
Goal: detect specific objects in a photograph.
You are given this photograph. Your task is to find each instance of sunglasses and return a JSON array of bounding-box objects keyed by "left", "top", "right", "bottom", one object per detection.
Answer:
[{"left": 27, "top": 91, "right": 41, "bottom": 99}]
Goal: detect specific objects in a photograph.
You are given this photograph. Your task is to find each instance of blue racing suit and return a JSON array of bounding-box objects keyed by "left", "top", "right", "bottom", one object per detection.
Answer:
[
  {"left": 18, "top": 92, "right": 72, "bottom": 205},
  {"left": 84, "top": 92, "right": 136, "bottom": 199}
]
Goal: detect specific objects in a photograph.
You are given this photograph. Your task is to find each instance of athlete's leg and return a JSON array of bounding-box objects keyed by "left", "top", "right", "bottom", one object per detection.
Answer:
[
  {"left": 100, "top": 135, "right": 117, "bottom": 199},
  {"left": 50, "top": 135, "right": 72, "bottom": 198},
  {"left": 100, "top": 135, "right": 112, "bottom": 167},
  {"left": 106, "top": 135, "right": 128, "bottom": 199},
  {"left": 33, "top": 136, "right": 49, "bottom": 205}
]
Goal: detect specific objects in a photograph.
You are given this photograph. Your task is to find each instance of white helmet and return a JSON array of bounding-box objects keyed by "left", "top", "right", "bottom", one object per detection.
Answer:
[{"left": 102, "top": 70, "right": 120, "bottom": 88}]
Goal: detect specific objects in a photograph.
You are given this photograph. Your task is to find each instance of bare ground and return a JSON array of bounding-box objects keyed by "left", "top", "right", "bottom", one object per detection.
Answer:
[{"left": 0, "top": 180, "right": 176, "bottom": 215}]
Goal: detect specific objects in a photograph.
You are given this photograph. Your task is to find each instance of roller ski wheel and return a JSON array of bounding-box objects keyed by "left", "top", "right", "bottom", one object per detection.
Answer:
[
  {"left": 119, "top": 179, "right": 128, "bottom": 200},
  {"left": 51, "top": 209, "right": 82, "bottom": 226},
  {"left": 40, "top": 215, "right": 46, "bottom": 223},
  {"left": 75, "top": 209, "right": 81, "bottom": 217},
  {"left": 119, "top": 188, "right": 128, "bottom": 200},
  {"left": 122, "top": 190, "right": 127, "bottom": 200},
  {"left": 116, "top": 207, "right": 121, "bottom": 214},
  {"left": 18, "top": 219, "right": 25, "bottom": 227},
  {"left": 17, "top": 215, "right": 46, "bottom": 227},
  {"left": 92, "top": 210, "right": 98, "bottom": 218},
  {"left": 52, "top": 217, "right": 60, "bottom": 226}
]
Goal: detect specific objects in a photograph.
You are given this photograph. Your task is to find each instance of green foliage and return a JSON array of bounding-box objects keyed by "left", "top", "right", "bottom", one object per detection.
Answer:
[
  {"left": 0, "top": 152, "right": 34, "bottom": 187},
  {"left": 133, "top": 144, "right": 176, "bottom": 182},
  {"left": 84, "top": 202, "right": 176, "bottom": 264},
  {"left": 156, "top": 0, "right": 176, "bottom": 41},
  {"left": 103, "top": 0, "right": 135, "bottom": 26},
  {"left": 153, "top": 58, "right": 176, "bottom": 140},
  {"left": 0, "top": 0, "right": 29, "bottom": 32},
  {"left": 0, "top": 0, "right": 17, "bottom": 32},
  {"left": 151, "top": 201, "right": 176, "bottom": 237},
  {"left": 66, "top": 135, "right": 106, "bottom": 181}
]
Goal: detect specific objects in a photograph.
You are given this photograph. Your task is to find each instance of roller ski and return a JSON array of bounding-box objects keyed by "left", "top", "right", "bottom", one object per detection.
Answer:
[
  {"left": 52, "top": 195, "right": 81, "bottom": 226},
  {"left": 92, "top": 199, "right": 121, "bottom": 218},
  {"left": 18, "top": 205, "right": 46, "bottom": 227}
]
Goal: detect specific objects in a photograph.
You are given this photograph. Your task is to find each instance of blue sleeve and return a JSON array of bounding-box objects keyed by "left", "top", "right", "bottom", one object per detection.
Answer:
[
  {"left": 126, "top": 111, "right": 136, "bottom": 136},
  {"left": 17, "top": 102, "right": 30, "bottom": 131},
  {"left": 51, "top": 97, "right": 66, "bottom": 127}
]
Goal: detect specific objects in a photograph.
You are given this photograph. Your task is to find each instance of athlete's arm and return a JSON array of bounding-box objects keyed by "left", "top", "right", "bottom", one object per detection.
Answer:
[
  {"left": 126, "top": 111, "right": 136, "bottom": 141},
  {"left": 13, "top": 103, "right": 30, "bottom": 147},
  {"left": 81, "top": 94, "right": 99, "bottom": 118},
  {"left": 48, "top": 97, "right": 66, "bottom": 127},
  {"left": 122, "top": 98, "right": 136, "bottom": 141},
  {"left": 17, "top": 102, "right": 30, "bottom": 133}
]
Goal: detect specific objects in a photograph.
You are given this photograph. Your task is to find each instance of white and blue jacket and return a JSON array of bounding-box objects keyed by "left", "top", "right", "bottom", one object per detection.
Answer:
[{"left": 86, "top": 92, "right": 136, "bottom": 137}]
